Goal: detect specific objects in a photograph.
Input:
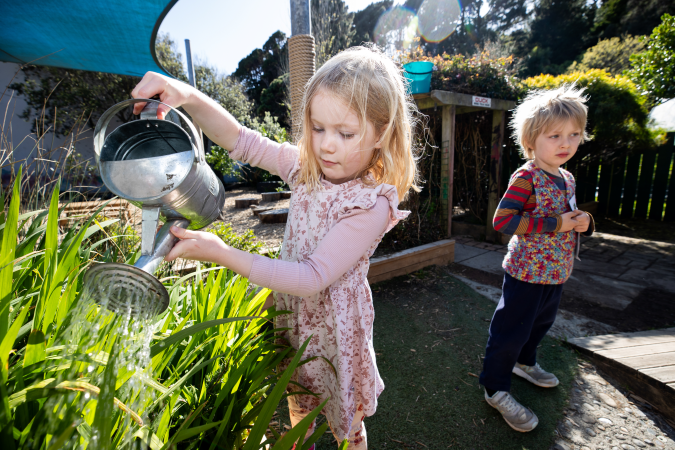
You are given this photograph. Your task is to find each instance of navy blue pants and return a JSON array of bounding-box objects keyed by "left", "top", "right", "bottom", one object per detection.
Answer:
[{"left": 479, "top": 273, "right": 563, "bottom": 392}]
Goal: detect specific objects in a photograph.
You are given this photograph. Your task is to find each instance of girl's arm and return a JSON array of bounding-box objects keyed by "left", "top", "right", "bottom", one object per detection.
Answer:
[
  {"left": 230, "top": 127, "right": 299, "bottom": 184},
  {"left": 166, "top": 197, "right": 391, "bottom": 296},
  {"left": 131, "top": 72, "right": 298, "bottom": 182}
]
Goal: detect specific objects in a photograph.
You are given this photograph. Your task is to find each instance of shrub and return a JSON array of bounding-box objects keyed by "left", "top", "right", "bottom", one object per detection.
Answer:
[
  {"left": 567, "top": 35, "right": 646, "bottom": 76},
  {"left": 208, "top": 223, "right": 265, "bottom": 255},
  {"left": 403, "top": 47, "right": 523, "bottom": 100},
  {"left": 628, "top": 13, "right": 675, "bottom": 104},
  {"left": 524, "top": 69, "right": 662, "bottom": 162}
]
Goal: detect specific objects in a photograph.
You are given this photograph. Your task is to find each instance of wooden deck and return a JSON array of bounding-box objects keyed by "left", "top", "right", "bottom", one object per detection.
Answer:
[{"left": 567, "top": 328, "right": 675, "bottom": 420}]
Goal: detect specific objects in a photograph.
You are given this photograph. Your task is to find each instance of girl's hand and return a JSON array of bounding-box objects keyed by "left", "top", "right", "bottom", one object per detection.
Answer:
[
  {"left": 559, "top": 210, "right": 583, "bottom": 232},
  {"left": 130, "top": 72, "right": 195, "bottom": 120},
  {"left": 165, "top": 226, "right": 227, "bottom": 264},
  {"left": 573, "top": 211, "right": 591, "bottom": 232}
]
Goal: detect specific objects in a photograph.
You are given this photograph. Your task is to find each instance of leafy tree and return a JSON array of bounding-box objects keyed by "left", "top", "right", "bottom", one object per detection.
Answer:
[
  {"left": 258, "top": 74, "right": 290, "bottom": 129},
  {"left": 232, "top": 31, "right": 289, "bottom": 127},
  {"left": 352, "top": 1, "right": 393, "bottom": 45},
  {"left": 233, "top": 31, "right": 287, "bottom": 107},
  {"left": 593, "top": 0, "right": 675, "bottom": 40},
  {"left": 312, "top": 0, "right": 355, "bottom": 67},
  {"left": 155, "top": 33, "right": 189, "bottom": 82},
  {"left": 525, "top": 69, "right": 661, "bottom": 162},
  {"left": 519, "top": 0, "right": 596, "bottom": 76},
  {"left": 628, "top": 13, "right": 675, "bottom": 104},
  {"left": 567, "top": 35, "right": 645, "bottom": 76}
]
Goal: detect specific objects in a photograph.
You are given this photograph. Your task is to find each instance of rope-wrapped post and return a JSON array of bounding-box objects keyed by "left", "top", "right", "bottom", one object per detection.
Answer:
[{"left": 288, "top": 34, "right": 315, "bottom": 143}]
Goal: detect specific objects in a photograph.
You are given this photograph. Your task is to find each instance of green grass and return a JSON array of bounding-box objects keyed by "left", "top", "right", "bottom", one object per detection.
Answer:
[{"left": 284, "top": 267, "right": 578, "bottom": 449}]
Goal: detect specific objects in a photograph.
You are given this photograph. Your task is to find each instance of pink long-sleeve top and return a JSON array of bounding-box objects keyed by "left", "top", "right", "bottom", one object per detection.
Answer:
[{"left": 232, "top": 128, "right": 391, "bottom": 297}]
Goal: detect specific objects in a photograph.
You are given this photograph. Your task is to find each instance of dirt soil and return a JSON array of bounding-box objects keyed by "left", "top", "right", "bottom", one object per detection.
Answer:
[{"left": 216, "top": 187, "right": 290, "bottom": 250}]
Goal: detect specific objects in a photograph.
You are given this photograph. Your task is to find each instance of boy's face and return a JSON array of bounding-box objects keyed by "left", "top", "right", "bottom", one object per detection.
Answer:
[
  {"left": 309, "top": 90, "right": 381, "bottom": 185},
  {"left": 531, "top": 119, "right": 582, "bottom": 174}
]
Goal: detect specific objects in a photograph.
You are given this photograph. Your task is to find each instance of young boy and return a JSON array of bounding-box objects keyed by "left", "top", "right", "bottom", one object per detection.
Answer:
[{"left": 479, "top": 85, "right": 595, "bottom": 432}]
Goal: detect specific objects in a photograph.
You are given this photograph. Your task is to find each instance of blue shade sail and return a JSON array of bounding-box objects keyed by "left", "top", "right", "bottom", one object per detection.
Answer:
[{"left": 0, "top": 0, "right": 177, "bottom": 77}]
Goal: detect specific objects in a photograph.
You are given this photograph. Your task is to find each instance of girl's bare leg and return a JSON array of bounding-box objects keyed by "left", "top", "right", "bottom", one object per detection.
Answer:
[
  {"left": 331, "top": 406, "right": 367, "bottom": 450},
  {"left": 287, "top": 395, "right": 316, "bottom": 444}
]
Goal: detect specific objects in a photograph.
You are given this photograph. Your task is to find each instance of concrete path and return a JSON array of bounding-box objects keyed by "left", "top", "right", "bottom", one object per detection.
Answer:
[{"left": 453, "top": 233, "right": 675, "bottom": 312}]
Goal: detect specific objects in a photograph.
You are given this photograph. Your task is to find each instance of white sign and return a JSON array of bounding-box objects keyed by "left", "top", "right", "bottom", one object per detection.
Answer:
[{"left": 472, "top": 96, "right": 491, "bottom": 108}]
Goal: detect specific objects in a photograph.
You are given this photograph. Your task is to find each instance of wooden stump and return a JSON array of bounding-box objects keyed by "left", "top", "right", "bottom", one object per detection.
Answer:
[
  {"left": 261, "top": 192, "right": 281, "bottom": 202},
  {"left": 234, "top": 197, "right": 260, "bottom": 208},
  {"left": 259, "top": 208, "right": 289, "bottom": 224},
  {"left": 250, "top": 205, "right": 274, "bottom": 216},
  {"left": 279, "top": 190, "right": 292, "bottom": 199}
]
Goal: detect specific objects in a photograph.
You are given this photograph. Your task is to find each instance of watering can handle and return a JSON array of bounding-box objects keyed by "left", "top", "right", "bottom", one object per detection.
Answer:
[{"left": 93, "top": 98, "right": 205, "bottom": 165}]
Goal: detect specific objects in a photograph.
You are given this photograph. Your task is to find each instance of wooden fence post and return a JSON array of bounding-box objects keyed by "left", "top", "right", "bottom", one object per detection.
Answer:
[
  {"left": 440, "top": 105, "right": 455, "bottom": 237},
  {"left": 486, "top": 110, "right": 505, "bottom": 243}
]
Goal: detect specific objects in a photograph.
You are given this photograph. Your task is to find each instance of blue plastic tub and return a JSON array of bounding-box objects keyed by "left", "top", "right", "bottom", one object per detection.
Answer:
[{"left": 403, "top": 61, "right": 434, "bottom": 94}]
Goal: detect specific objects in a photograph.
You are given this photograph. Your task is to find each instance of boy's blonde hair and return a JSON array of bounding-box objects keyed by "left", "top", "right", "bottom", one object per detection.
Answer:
[
  {"left": 511, "top": 84, "right": 592, "bottom": 160},
  {"left": 295, "top": 46, "right": 420, "bottom": 200}
]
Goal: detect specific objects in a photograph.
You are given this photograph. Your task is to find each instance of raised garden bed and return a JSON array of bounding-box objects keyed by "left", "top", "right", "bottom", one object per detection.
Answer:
[{"left": 367, "top": 239, "right": 455, "bottom": 284}]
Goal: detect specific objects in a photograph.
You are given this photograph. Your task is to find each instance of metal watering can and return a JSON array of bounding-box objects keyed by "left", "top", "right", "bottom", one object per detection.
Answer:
[{"left": 83, "top": 99, "right": 225, "bottom": 317}]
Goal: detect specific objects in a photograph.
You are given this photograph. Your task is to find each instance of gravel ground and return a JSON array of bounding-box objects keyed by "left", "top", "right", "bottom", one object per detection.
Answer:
[
  {"left": 554, "top": 359, "right": 675, "bottom": 450},
  {"left": 216, "top": 187, "right": 290, "bottom": 250}
]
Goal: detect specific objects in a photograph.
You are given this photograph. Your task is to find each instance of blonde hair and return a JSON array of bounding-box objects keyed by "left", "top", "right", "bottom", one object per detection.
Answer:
[
  {"left": 511, "top": 84, "right": 592, "bottom": 160},
  {"left": 295, "top": 46, "right": 420, "bottom": 200}
]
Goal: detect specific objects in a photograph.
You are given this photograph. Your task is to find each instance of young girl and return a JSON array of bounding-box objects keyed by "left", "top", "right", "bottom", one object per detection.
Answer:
[{"left": 130, "top": 46, "right": 419, "bottom": 449}]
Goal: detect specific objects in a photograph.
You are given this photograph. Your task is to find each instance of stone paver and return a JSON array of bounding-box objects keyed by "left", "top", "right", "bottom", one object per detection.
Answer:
[
  {"left": 452, "top": 232, "right": 675, "bottom": 311},
  {"left": 551, "top": 361, "right": 675, "bottom": 450}
]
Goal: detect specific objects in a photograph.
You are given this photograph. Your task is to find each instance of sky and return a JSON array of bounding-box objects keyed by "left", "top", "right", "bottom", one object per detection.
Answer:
[{"left": 159, "top": 0, "right": 386, "bottom": 76}]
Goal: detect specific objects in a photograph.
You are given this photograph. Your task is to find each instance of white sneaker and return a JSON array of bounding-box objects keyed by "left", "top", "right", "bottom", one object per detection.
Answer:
[
  {"left": 485, "top": 390, "right": 539, "bottom": 432},
  {"left": 513, "top": 362, "right": 559, "bottom": 387}
]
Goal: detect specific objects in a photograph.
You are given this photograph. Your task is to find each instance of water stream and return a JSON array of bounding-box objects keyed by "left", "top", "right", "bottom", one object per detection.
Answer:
[{"left": 36, "top": 274, "right": 164, "bottom": 449}]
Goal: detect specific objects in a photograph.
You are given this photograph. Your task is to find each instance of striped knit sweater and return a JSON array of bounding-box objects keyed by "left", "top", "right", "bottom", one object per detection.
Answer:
[{"left": 493, "top": 171, "right": 594, "bottom": 237}]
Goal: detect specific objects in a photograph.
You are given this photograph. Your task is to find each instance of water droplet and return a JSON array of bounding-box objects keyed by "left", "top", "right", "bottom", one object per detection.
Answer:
[{"left": 88, "top": 365, "right": 94, "bottom": 372}]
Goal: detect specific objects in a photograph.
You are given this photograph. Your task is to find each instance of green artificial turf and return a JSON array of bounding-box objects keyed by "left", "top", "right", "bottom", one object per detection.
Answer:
[{"left": 278, "top": 266, "right": 578, "bottom": 449}]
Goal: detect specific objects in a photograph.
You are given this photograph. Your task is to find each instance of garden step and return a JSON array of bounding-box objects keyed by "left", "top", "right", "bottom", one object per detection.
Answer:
[
  {"left": 234, "top": 197, "right": 260, "bottom": 208},
  {"left": 250, "top": 205, "right": 274, "bottom": 216},
  {"left": 259, "top": 208, "right": 289, "bottom": 224},
  {"left": 261, "top": 192, "right": 281, "bottom": 202}
]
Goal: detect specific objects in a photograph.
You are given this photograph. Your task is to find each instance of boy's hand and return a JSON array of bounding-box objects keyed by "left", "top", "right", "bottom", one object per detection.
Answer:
[
  {"left": 165, "top": 226, "right": 227, "bottom": 264},
  {"left": 130, "top": 72, "right": 194, "bottom": 120},
  {"left": 559, "top": 210, "right": 583, "bottom": 232},
  {"left": 573, "top": 211, "right": 591, "bottom": 232}
]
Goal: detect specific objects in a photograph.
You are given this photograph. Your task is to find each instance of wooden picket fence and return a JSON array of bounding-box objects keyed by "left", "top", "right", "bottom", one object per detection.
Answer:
[{"left": 501, "top": 135, "right": 675, "bottom": 221}]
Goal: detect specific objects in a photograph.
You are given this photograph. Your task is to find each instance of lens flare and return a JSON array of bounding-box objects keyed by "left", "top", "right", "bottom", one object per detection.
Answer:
[
  {"left": 373, "top": 6, "right": 418, "bottom": 52},
  {"left": 417, "top": 0, "right": 462, "bottom": 43}
]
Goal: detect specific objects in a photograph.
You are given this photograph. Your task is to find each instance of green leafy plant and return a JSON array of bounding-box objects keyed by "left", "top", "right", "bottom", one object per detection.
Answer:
[
  {"left": 208, "top": 223, "right": 265, "bottom": 255},
  {"left": 1, "top": 169, "right": 323, "bottom": 449},
  {"left": 566, "top": 35, "right": 646, "bottom": 76},
  {"left": 403, "top": 46, "right": 523, "bottom": 100},
  {"left": 628, "top": 13, "right": 675, "bottom": 105}
]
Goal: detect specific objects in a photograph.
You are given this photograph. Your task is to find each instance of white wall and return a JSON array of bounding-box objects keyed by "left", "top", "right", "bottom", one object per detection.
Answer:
[{"left": 1, "top": 61, "right": 123, "bottom": 178}]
